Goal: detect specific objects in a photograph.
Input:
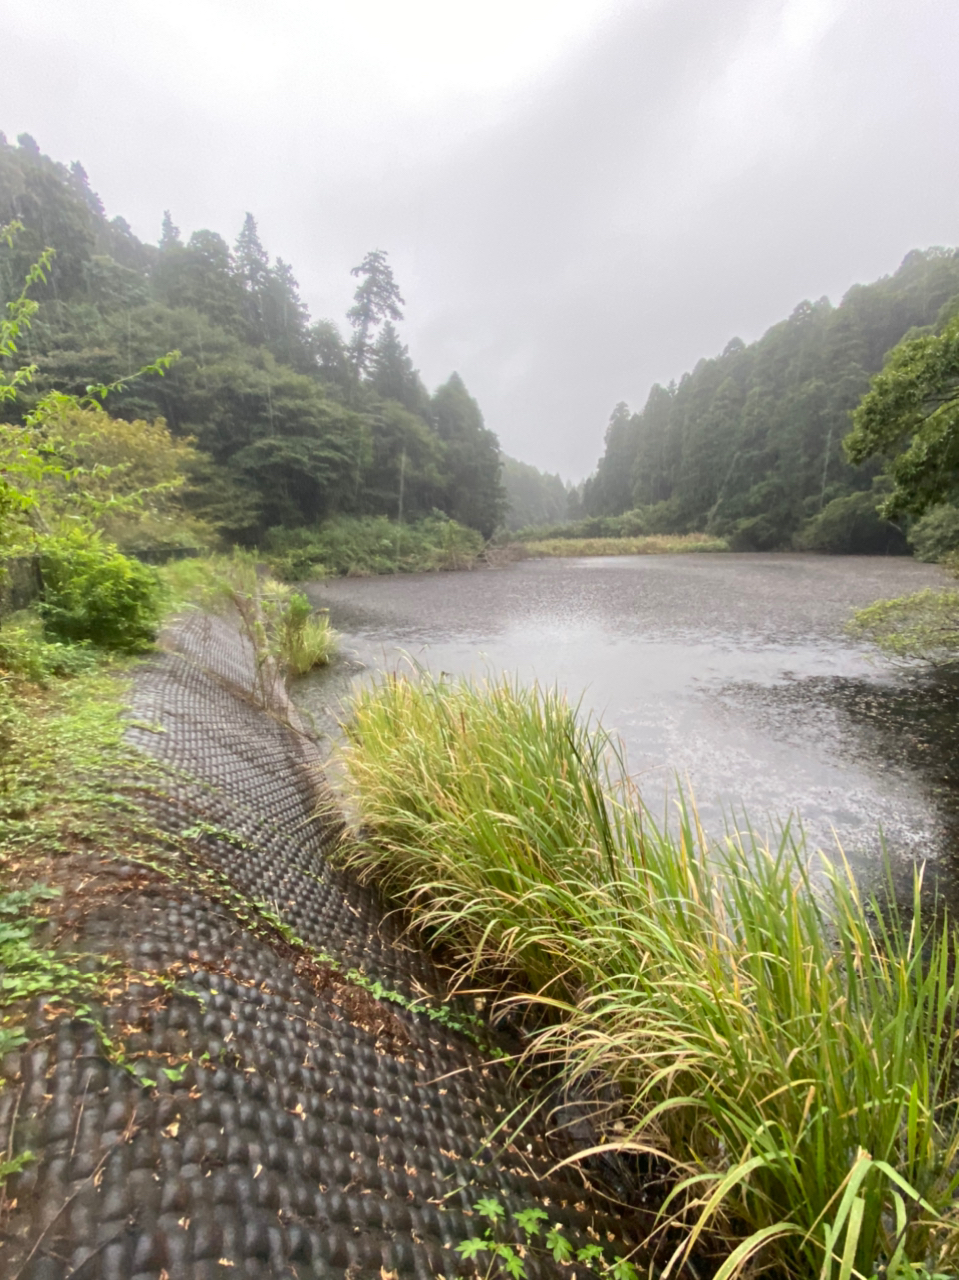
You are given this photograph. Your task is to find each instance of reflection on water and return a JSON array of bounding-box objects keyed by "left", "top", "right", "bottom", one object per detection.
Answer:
[{"left": 296, "top": 553, "right": 957, "bottom": 909}]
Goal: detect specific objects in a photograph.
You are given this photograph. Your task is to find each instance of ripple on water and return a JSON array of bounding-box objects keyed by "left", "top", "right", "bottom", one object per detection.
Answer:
[{"left": 296, "top": 554, "right": 958, "bottom": 911}]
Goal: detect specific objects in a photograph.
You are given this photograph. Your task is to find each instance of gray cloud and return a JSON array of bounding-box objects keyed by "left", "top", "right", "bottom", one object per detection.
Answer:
[{"left": 3, "top": 0, "right": 958, "bottom": 477}]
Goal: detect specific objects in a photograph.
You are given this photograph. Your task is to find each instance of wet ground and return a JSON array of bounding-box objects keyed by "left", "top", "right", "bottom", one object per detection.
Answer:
[{"left": 299, "top": 553, "right": 959, "bottom": 910}]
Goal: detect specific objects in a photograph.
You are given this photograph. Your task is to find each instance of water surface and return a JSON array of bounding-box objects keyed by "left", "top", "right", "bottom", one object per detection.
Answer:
[{"left": 298, "top": 554, "right": 958, "bottom": 906}]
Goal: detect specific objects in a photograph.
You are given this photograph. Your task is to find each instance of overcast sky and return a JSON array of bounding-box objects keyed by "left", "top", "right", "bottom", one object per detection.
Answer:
[{"left": 3, "top": 0, "right": 958, "bottom": 478}]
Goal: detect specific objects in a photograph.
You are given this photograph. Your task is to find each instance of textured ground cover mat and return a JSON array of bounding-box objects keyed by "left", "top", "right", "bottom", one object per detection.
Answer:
[{"left": 0, "top": 611, "right": 660, "bottom": 1280}]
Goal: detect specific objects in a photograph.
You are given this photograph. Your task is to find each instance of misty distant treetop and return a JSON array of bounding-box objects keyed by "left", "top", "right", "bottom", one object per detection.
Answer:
[{"left": 160, "top": 209, "right": 181, "bottom": 250}]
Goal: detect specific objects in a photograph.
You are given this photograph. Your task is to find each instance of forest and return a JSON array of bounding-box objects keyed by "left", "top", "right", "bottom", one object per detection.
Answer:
[
  {"left": 4, "top": 129, "right": 959, "bottom": 561},
  {"left": 0, "top": 131, "right": 509, "bottom": 558},
  {"left": 580, "top": 247, "right": 959, "bottom": 556}
]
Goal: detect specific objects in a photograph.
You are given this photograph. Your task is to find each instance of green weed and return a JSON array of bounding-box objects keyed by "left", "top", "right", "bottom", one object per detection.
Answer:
[
  {"left": 0, "top": 614, "right": 98, "bottom": 684},
  {"left": 454, "top": 1194, "right": 642, "bottom": 1280},
  {"left": 0, "top": 884, "right": 107, "bottom": 1055}
]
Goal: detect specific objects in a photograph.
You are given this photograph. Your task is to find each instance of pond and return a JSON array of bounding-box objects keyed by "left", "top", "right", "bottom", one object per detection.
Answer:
[{"left": 297, "top": 553, "right": 959, "bottom": 909}]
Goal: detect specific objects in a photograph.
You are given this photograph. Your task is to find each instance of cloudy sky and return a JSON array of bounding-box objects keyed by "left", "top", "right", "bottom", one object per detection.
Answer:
[{"left": 3, "top": 0, "right": 957, "bottom": 477}]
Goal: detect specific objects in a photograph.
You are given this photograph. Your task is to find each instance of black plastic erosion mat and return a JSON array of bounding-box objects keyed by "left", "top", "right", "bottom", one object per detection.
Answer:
[{"left": 0, "top": 613, "right": 662, "bottom": 1280}]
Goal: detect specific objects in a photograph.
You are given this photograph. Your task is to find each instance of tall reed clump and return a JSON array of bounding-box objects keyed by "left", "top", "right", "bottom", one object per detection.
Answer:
[
  {"left": 338, "top": 671, "right": 959, "bottom": 1280},
  {"left": 160, "top": 553, "right": 338, "bottom": 682}
]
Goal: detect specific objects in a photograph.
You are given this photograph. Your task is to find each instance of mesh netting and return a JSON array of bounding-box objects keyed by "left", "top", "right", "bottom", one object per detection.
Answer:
[{"left": 0, "top": 610, "right": 657, "bottom": 1280}]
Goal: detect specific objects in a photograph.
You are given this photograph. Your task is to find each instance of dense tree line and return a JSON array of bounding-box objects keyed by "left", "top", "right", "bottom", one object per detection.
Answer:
[
  {"left": 583, "top": 249, "right": 959, "bottom": 551},
  {"left": 500, "top": 456, "right": 569, "bottom": 531},
  {"left": 0, "top": 132, "right": 507, "bottom": 545}
]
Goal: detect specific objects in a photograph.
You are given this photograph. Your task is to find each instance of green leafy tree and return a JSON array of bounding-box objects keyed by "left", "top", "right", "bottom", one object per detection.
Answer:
[
  {"left": 358, "top": 399, "right": 445, "bottom": 519},
  {"left": 159, "top": 209, "right": 181, "bottom": 251},
  {"left": 180, "top": 229, "right": 245, "bottom": 331},
  {"left": 309, "top": 318, "right": 353, "bottom": 393},
  {"left": 68, "top": 161, "right": 105, "bottom": 220},
  {"left": 909, "top": 504, "right": 959, "bottom": 561},
  {"left": 1, "top": 141, "right": 505, "bottom": 552},
  {"left": 583, "top": 249, "right": 959, "bottom": 546},
  {"left": 588, "top": 402, "right": 637, "bottom": 516},
  {"left": 0, "top": 223, "right": 180, "bottom": 647},
  {"left": 844, "top": 308, "right": 959, "bottom": 516},
  {"left": 0, "top": 134, "right": 98, "bottom": 302},
  {"left": 347, "top": 249, "right": 404, "bottom": 376}
]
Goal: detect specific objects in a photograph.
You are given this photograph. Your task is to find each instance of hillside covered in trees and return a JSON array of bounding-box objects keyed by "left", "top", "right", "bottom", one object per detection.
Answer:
[
  {"left": 0, "top": 131, "right": 508, "bottom": 549},
  {"left": 7, "top": 130, "right": 959, "bottom": 561},
  {"left": 582, "top": 248, "right": 959, "bottom": 553}
]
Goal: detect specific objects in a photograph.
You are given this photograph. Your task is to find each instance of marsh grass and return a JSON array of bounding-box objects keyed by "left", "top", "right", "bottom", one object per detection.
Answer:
[
  {"left": 522, "top": 534, "right": 728, "bottom": 557},
  {"left": 339, "top": 671, "right": 959, "bottom": 1280},
  {"left": 159, "top": 553, "right": 338, "bottom": 681},
  {"left": 275, "top": 593, "right": 337, "bottom": 675}
]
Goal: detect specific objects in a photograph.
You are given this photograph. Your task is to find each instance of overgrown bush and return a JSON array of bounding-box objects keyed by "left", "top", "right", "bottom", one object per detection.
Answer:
[
  {"left": 0, "top": 618, "right": 97, "bottom": 683},
  {"left": 266, "top": 514, "right": 483, "bottom": 580},
  {"left": 159, "top": 553, "right": 337, "bottom": 681},
  {"left": 509, "top": 503, "right": 686, "bottom": 543},
  {"left": 38, "top": 531, "right": 162, "bottom": 651},
  {"left": 727, "top": 513, "right": 787, "bottom": 550},
  {"left": 909, "top": 505, "right": 959, "bottom": 562},
  {"left": 795, "top": 490, "right": 908, "bottom": 554}
]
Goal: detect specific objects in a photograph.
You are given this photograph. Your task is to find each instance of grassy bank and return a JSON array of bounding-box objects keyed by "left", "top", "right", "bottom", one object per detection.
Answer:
[
  {"left": 337, "top": 672, "right": 959, "bottom": 1280},
  {"left": 521, "top": 533, "right": 728, "bottom": 558},
  {"left": 0, "top": 616, "right": 149, "bottom": 1058},
  {"left": 264, "top": 514, "right": 484, "bottom": 580}
]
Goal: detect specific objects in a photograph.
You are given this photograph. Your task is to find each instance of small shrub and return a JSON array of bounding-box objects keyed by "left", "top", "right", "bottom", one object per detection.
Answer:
[
  {"left": 909, "top": 505, "right": 959, "bottom": 562},
  {"left": 0, "top": 619, "right": 97, "bottom": 683},
  {"left": 728, "top": 513, "right": 787, "bottom": 551},
  {"left": 38, "top": 531, "right": 162, "bottom": 651},
  {"left": 275, "top": 589, "right": 337, "bottom": 675}
]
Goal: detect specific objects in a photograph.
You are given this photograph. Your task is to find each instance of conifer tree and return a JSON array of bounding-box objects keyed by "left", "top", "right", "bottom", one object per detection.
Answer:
[
  {"left": 159, "top": 210, "right": 181, "bottom": 250},
  {"left": 233, "top": 212, "right": 271, "bottom": 343},
  {"left": 370, "top": 321, "right": 426, "bottom": 412},
  {"left": 347, "top": 249, "right": 404, "bottom": 376}
]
